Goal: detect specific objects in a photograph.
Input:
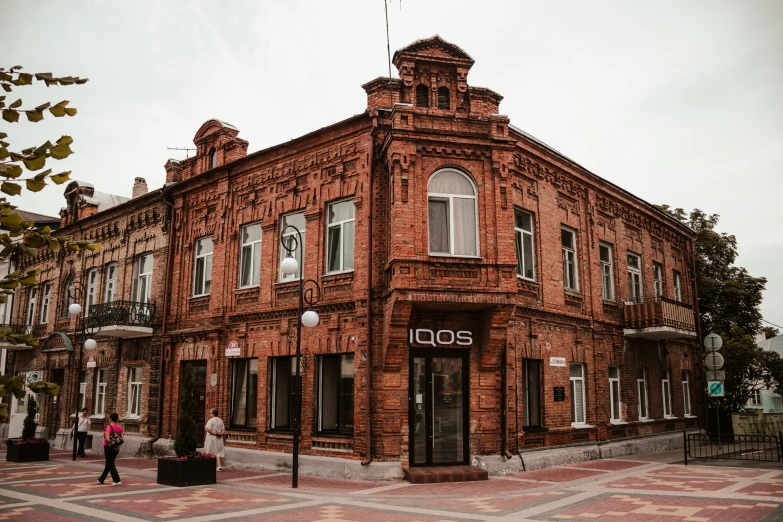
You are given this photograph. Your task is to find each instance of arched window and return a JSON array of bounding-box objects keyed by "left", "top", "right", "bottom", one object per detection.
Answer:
[
  {"left": 427, "top": 169, "right": 478, "bottom": 256},
  {"left": 415, "top": 84, "right": 429, "bottom": 108},
  {"left": 437, "top": 86, "right": 450, "bottom": 109},
  {"left": 208, "top": 148, "right": 217, "bottom": 169},
  {"left": 61, "top": 276, "right": 73, "bottom": 318}
]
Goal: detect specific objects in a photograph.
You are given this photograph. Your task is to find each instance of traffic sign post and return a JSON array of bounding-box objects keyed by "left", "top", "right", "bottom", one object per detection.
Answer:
[
  {"left": 707, "top": 381, "right": 725, "bottom": 398},
  {"left": 704, "top": 333, "right": 725, "bottom": 442}
]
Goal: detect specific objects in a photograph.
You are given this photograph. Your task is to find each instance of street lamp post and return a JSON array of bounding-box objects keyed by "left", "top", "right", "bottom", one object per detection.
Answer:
[
  {"left": 65, "top": 281, "right": 100, "bottom": 461},
  {"left": 279, "top": 224, "right": 321, "bottom": 489}
]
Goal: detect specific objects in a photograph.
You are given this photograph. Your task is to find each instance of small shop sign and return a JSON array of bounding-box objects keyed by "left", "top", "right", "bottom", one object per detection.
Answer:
[
  {"left": 549, "top": 357, "right": 566, "bottom": 367},
  {"left": 225, "top": 340, "right": 240, "bottom": 357}
]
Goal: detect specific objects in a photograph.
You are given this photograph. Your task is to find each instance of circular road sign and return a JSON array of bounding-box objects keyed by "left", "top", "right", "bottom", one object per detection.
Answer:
[
  {"left": 704, "top": 351, "right": 725, "bottom": 370},
  {"left": 704, "top": 333, "right": 723, "bottom": 352}
]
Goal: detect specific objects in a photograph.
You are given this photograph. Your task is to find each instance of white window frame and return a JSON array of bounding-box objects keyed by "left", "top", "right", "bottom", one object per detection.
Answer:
[
  {"left": 514, "top": 209, "right": 536, "bottom": 281},
  {"left": 627, "top": 252, "right": 643, "bottom": 303},
  {"left": 673, "top": 271, "right": 683, "bottom": 302},
  {"left": 26, "top": 288, "right": 37, "bottom": 327},
  {"left": 561, "top": 227, "right": 579, "bottom": 291},
  {"left": 609, "top": 366, "right": 622, "bottom": 422},
  {"left": 600, "top": 243, "right": 615, "bottom": 301},
  {"left": 134, "top": 254, "right": 153, "bottom": 304},
  {"left": 570, "top": 363, "right": 587, "bottom": 426},
  {"left": 78, "top": 371, "right": 87, "bottom": 410},
  {"left": 325, "top": 199, "right": 356, "bottom": 274},
  {"left": 239, "top": 223, "right": 262, "bottom": 288},
  {"left": 662, "top": 369, "right": 673, "bottom": 418},
  {"left": 127, "top": 367, "right": 142, "bottom": 418},
  {"left": 637, "top": 368, "right": 649, "bottom": 420},
  {"left": 104, "top": 263, "right": 118, "bottom": 303},
  {"left": 95, "top": 369, "right": 107, "bottom": 416},
  {"left": 192, "top": 237, "right": 213, "bottom": 297},
  {"left": 61, "top": 277, "right": 73, "bottom": 318},
  {"left": 85, "top": 268, "right": 99, "bottom": 317},
  {"left": 682, "top": 371, "right": 692, "bottom": 416},
  {"left": 750, "top": 388, "right": 761, "bottom": 406},
  {"left": 280, "top": 213, "right": 305, "bottom": 282},
  {"left": 427, "top": 169, "right": 480, "bottom": 258},
  {"left": 653, "top": 262, "right": 663, "bottom": 299},
  {"left": 39, "top": 283, "right": 51, "bottom": 324}
]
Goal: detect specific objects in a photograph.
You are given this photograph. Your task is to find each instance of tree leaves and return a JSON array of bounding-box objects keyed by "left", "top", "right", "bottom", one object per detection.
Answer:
[
  {"left": 2, "top": 109, "right": 19, "bottom": 123},
  {"left": 1, "top": 182, "right": 21, "bottom": 196}
]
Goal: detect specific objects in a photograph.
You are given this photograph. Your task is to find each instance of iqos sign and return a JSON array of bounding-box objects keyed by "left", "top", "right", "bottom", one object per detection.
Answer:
[{"left": 409, "top": 328, "right": 473, "bottom": 347}]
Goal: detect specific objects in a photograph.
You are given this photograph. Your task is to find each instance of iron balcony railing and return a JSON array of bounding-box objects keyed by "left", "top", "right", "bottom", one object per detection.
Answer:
[
  {"left": 622, "top": 295, "right": 696, "bottom": 332},
  {"left": 0, "top": 323, "right": 47, "bottom": 345},
  {"left": 86, "top": 300, "right": 156, "bottom": 329}
]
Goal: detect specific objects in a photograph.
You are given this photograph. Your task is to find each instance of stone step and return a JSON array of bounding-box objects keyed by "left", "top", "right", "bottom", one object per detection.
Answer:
[{"left": 404, "top": 465, "right": 488, "bottom": 484}]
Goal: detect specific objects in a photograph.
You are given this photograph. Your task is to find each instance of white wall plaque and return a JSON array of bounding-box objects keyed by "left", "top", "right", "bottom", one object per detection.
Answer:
[{"left": 549, "top": 357, "right": 567, "bottom": 367}]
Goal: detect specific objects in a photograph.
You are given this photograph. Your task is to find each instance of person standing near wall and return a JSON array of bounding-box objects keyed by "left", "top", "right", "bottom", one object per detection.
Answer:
[
  {"left": 74, "top": 407, "right": 90, "bottom": 457},
  {"left": 204, "top": 408, "right": 226, "bottom": 471}
]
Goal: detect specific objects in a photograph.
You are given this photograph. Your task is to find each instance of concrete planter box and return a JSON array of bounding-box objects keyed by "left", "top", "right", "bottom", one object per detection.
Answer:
[
  {"left": 157, "top": 457, "right": 216, "bottom": 487},
  {"left": 6, "top": 442, "right": 50, "bottom": 462}
]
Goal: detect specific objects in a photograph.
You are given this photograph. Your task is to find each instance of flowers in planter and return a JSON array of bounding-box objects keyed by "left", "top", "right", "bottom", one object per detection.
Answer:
[
  {"left": 3, "top": 437, "right": 48, "bottom": 445},
  {"left": 160, "top": 451, "right": 214, "bottom": 461}
]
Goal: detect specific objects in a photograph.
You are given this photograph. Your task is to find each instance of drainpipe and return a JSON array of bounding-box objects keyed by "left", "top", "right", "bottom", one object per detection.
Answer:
[
  {"left": 361, "top": 114, "right": 376, "bottom": 467},
  {"left": 502, "top": 340, "right": 512, "bottom": 459}
]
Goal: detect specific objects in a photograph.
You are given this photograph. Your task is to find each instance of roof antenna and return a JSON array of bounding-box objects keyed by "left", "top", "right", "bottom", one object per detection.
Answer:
[
  {"left": 385, "top": 0, "right": 393, "bottom": 107},
  {"left": 166, "top": 146, "right": 196, "bottom": 159}
]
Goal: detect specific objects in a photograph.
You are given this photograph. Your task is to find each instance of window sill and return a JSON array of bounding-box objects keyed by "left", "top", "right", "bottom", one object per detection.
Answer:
[
  {"left": 684, "top": 415, "right": 697, "bottom": 419},
  {"left": 564, "top": 289, "right": 582, "bottom": 297},
  {"left": 571, "top": 423, "right": 593, "bottom": 429},
  {"left": 428, "top": 254, "right": 482, "bottom": 260},
  {"left": 313, "top": 433, "right": 353, "bottom": 440},
  {"left": 228, "top": 426, "right": 258, "bottom": 432},
  {"left": 602, "top": 300, "right": 618, "bottom": 306},
  {"left": 236, "top": 285, "right": 260, "bottom": 292},
  {"left": 190, "top": 294, "right": 211, "bottom": 299},
  {"left": 610, "top": 420, "right": 628, "bottom": 425},
  {"left": 90, "top": 415, "right": 105, "bottom": 420},
  {"left": 663, "top": 416, "right": 678, "bottom": 420},
  {"left": 323, "top": 269, "right": 355, "bottom": 278},
  {"left": 275, "top": 279, "right": 301, "bottom": 285},
  {"left": 516, "top": 275, "right": 538, "bottom": 283},
  {"left": 639, "top": 418, "right": 655, "bottom": 423}
]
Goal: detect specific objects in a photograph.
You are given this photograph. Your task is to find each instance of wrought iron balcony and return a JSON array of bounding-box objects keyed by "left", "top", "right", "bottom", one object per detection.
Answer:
[
  {"left": 622, "top": 295, "right": 697, "bottom": 340},
  {"left": 86, "top": 300, "right": 156, "bottom": 338}
]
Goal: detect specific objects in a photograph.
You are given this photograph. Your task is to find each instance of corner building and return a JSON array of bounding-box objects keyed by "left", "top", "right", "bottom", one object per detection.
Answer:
[{"left": 160, "top": 36, "right": 702, "bottom": 472}]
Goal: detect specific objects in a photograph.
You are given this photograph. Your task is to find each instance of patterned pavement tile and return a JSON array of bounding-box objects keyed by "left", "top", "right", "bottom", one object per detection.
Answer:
[
  {"left": 600, "top": 475, "right": 739, "bottom": 493},
  {"left": 735, "top": 478, "right": 783, "bottom": 497},
  {"left": 234, "top": 504, "right": 471, "bottom": 521},
  {"left": 81, "top": 457, "right": 159, "bottom": 470},
  {"left": 509, "top": 468, "right": 606, "bottom": 482},
  {"left": 568, "top": 459, "right": 649, "bottom": 471},
  {"left": 80, "top": 486, "right": 294, "bottom": 520},
  {"left": 3, "top": 475, "right": 161, "bottom": 498},
  {"left": 0, "top": 466, "right": 89, "bottom": 483},
  {"left": 238, "top": 474, "right": 387, "bottom": 492},
  {"left": 375, "top": 490, "right": 570, "bottom": 515},
  {"left": 375, "top": 477, "right": 543, "bottom": 496},
  {"left": 539, "top": 494, "right": 782, "bottom": 521},
  {"left": 0, "top": 461, "right": 51, "bottom": 469},
  {"left": 0, "top": 505, "right": 105, "bottom": 521},
  {"left": 648, "top": 466, "right": 771, "bottom": 479}
]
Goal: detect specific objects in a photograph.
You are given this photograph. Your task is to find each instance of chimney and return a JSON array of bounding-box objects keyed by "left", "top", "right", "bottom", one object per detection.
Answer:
[{"left": 132, "top": 177, "right": 148, "bottom": 198}]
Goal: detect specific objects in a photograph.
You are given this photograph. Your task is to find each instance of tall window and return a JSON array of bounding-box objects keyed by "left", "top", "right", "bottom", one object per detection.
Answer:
[
  {"left": 609, "top": 366, "right": 621, "bottom": 421},
  {"left": 514, "top": 210, "right": 535, "bottom": 280},
  {"left": 61, "top": 276, "right": 73, "bottom": 318},
  {"left": 127, "top": 367, "right": 142, "bottom": 417},
  {"left": 104, "top": 264, "right": 117, "bottom": 303},
  {"left": 561, "top": 228, "right": 579, "bottom": 291},
  {"left": 279, "top": 213, "right": 305, "bottom": 281},
  {"left": 570, "top": 363, "right": 586, "bottom": 425},
  {"left": 95, "top": 369, "right": 107, "bottom": 416},
  {"left": 682, "top": 370, "right": 691, "bottom": 416},
  {"left": 85, "top": 269, "right": 99, "bottom": 317},
  {"left": 230, "top": 359, "right": 258, "bottom": 428},
  {"left": 25, "top": 288, "right": 37, "bottom": 327},
  {"left": 673, "top": 271, "right": 683, "bottom": 302},
  {"left": 193, "top": 237, "right": 213, "bottom": 296},
  {"left": 326, "top": 200, "right": 355, "bottom": 273},
  {"left": 750, "top": 389, "right": 762, "bottom": 406},
  {"left": 637, "top": 368, "right": 648, "bottom": 420},
  {"left": 662, "top": 369, "right": 673, "bottom": 417},
  {"left": 437, "top": 86, "right": 450, "bottom": 109},
  {"left": 653, "top": 262, "right": 663, "bottom": 299},
  {"left": 78, "top": 371, "right": 86, "bottom": 410},
  {"left": 269, "top": 357, "right": 297, "bottom": 430},
  {"left": 415, "top": 84, "right": 429, "bottom": 107},
  {"left": 208, "top": 148, "right": 217, "bottom": 169},
  {"left": 239, "top": 224, "right": 262, "bottom": 288},
  {"left": 523, "top": 359, "right": 542, "bottom": 427},
  {"left": 627, "top": 253, "right": 642, "bottom": 302},
  {"left": 318, "top": 354, "right": 354, "bottom": 434},
  {"left": 600, "top": 243, "right": 614, "bottom": 301},
  {"left": 134, "top": 254, "right": 153, "bottom": 304},
  {"left": 428, "top": 169, "right": 478, "bottom": 257},
  {"left": 39, "top": 283, "right": 51, "bottom": 324}
]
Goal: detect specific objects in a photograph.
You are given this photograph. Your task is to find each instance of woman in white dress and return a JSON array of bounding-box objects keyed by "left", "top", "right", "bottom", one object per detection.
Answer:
[{"left": 204, "top": 408, "right": 225, "bottom": 471}]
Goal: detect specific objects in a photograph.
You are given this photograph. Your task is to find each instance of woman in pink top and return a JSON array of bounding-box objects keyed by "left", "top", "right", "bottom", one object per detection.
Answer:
[{"left": 97, "top": 412, "right": 123, "bottom": 485}]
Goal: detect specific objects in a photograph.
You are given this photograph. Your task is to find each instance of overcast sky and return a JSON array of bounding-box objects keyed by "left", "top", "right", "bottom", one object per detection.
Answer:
[{"left": 2, "top": 0, "right": 781, "bottom": 329}]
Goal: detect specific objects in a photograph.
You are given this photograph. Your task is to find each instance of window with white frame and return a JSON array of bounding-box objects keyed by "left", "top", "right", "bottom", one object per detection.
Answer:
[
  {"left": 127, "top": 367, "right": 142, "bottom": 417},
  {"left": 637, "top": 368, "right": 649, "bottom": 419},
  {"left": 208, "top": 148, "right": 217, "bottom": 169},
  {"left": 662, "top": 369, "right": 673, "bottom": 417},
  {"left": 514, "top": 210, "right": 535, "bottom": 280},
  {"left": 627, "top": 253, "right": 642, "bottom": 302},
  {"left": 317, "top": 354, "right": 354, "bottom": 434},
  {"left": 561, "top": 228, "right": 579, "bottom": 291},
  {"left": 326, "top": 200, "right": 355, "bottom": 273},
  {"left": 653, "top": 262, "right": 663, "bottom": 299},
  {"left": 230, "top": 359, "right": 258, "bottom": 428},
  {"left": 95, "top": 369, "right": 107, "bottom": 416},
  {"left": 239, "top": 224, "right": 262, "bottom": 288},
  {"left": 104, "top": 264, "right": 117, "bottom": 303},
  {"left": 193, "top": 237, "right": 213, "bottom": 296},
  {"left": 600, "top": 243, "right": 614, "bottom": 301},
  {"left": 609, "top": 366, "right": 622, "bottom": 421},
  {"left": 279, "top": 213, "right": 305, "bottom": 281},
  {"left": 269, "top": 357, "right": 298, "bottom": 430},
  {"left": 39, "top": 283, "right": 51, "bottom": 324},
  {"left": 673, "top": 271, "right": 683, "bottom": 302},
  {"left": 25, "top": 287, "right": 37, "bottom": 327},
  {"left": 134, "top": 255, "right": 153, "bottom": 304},
  {"left": 570, "top": 363, "right": 586, "bottom": 425},
  {"left": 428, "top": 169, "right": 478, "bottom": 257},
  {"left": 61, "top": 276, "right": 73, "bottom": 318},
  {"left": 682, "top": 370, "right": 691, "bottom": 416},
  {"left": 78, "top": 371, "right": 86, "bottom": 410},
  {"left": 85, "top": 269, "right": 99, "bottom": 317},
  {"left": 750, "top": 388, "right": 761, "bottom": 406}
]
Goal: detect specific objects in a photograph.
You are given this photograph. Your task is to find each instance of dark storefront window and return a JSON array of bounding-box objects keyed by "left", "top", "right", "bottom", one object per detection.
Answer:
[
  {"left": 317, "top": 354, "right": 354, "bottom": 435},
  {"left": 270, "top": 357, "right": 297, "bottom": 430},
  {"left": 230, "top": 359, "right": 258, "bottom": 428}
]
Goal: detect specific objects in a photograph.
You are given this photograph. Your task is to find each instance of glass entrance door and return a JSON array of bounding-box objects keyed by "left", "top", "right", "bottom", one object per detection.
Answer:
[{"left": 410, "top": 350, "right": 468, "bottom": 466}]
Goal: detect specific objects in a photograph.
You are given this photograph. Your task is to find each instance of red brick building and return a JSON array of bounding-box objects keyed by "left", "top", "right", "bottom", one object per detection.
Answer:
[{"left": 5, "top": 36, "right": 702, "bottom": 472}]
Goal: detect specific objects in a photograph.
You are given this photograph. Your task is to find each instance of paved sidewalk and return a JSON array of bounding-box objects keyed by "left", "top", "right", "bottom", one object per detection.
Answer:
[{"left": 0, "top": 448, "right": 782, "bottom": 521}]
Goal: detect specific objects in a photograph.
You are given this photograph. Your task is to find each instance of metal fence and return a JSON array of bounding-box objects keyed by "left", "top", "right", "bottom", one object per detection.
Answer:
[{"left": 684, "top": 430, "right": 783, "bottom": 464}]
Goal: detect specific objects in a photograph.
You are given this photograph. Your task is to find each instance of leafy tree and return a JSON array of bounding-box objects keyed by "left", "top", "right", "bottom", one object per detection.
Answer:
[
  {"left": 0, "top": 66, "right": 99, "bottom": 420},
  {"left": 21, "top": 396, "right": 37, "bottom": 440},
  {"left": 174, "top": 363, "right": 199, "bottom": 457},
  {"left": 761, "top": 326, "right": 780, "bottom": 340}
]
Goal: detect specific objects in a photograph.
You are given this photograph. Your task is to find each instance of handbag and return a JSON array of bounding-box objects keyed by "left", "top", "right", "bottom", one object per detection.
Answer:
[{"left": 107, "top": 425, "right": 124, "bottom": 449}]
